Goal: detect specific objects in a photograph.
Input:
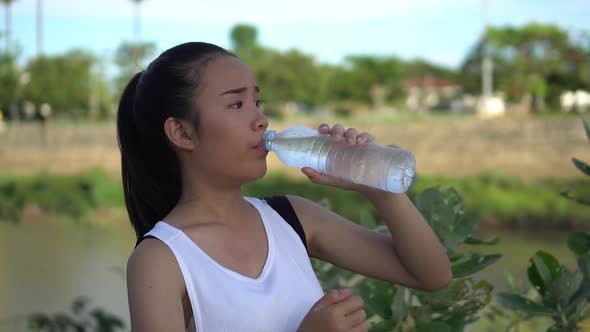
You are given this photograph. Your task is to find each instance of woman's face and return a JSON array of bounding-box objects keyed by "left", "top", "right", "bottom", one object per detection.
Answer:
[{"left": 190, "top": 55, "right": 269, "bottom": 185}]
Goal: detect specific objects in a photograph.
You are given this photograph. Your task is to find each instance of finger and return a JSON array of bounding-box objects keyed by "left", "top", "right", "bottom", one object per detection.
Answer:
[
  {"left": 345, "top": 308, "right": 367, "bottom": 327},
  {"left": 355, "top": 133, "right": 375, "bottom": 144},
  {"left": 318, "top": 123, "right": 331, "bottom": 133},
  {"left": 311, "top": 289, "right": 352, "bottom": 312},
  {"left": 344, "top": 128, "right": 359, "bottom": 145},
  {"left": 331, "top": 124, "right": 346, "bottom": 142},
  {"left": 333, "top": 295, "right": 364, "bottom": 316},
  {"left": 301, "top": 168, "right": 347, "bottom": 187},
  {"left": 349, "top": 320, "right": 370, "bottom": 332}
]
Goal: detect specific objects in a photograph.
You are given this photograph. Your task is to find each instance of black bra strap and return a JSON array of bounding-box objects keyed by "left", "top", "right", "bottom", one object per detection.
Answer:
[{"left": 263, "top": 195, "right": 308, "bottom": 253}]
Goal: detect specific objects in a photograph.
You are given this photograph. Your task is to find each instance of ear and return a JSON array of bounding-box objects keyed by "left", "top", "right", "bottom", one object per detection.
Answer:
[{"left": 163, "top": 117, "right": 197, "bottom": 151}]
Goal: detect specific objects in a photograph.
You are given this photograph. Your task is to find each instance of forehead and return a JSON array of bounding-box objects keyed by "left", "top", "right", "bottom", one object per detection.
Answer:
[{"left": 201, "top": 56, "right": 256, "bottom": 94}]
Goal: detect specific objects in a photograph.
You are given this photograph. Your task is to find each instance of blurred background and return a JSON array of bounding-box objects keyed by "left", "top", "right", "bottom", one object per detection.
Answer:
[{"left": 1, "top": 0, "right": 589, "bottom": 331}]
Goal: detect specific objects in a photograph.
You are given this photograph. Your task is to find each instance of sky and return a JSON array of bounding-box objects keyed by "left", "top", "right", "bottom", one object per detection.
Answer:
[{"left": 5, "top": 0, "right": 590, "bottom": 72}]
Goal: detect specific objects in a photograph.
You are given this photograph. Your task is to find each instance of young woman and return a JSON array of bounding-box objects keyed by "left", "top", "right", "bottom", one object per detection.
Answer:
[{"left": 119, "top": 42, "right": 451, "bottom": 332}]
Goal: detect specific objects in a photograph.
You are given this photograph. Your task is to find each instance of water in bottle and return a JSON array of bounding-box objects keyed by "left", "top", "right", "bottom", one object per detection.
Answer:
[{"left": 264, "top": 126, "right": 415, "bottom": 193}]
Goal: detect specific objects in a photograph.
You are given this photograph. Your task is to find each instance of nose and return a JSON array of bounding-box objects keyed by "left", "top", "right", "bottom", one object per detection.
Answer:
[{"left": 254, "top": 109, "right": 269, "bottom": 131}]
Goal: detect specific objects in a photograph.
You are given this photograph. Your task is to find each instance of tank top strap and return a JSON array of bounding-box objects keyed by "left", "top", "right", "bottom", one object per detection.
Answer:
[{"left": 135, "top": 221, "right": 181, "bottom": 248}]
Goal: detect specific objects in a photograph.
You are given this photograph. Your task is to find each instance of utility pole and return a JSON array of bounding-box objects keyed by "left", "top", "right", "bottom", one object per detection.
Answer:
[
  {"left": 134, "top": 0, "right": 141, "bottom": 44},
  {"left": 36, "top": 0, "right": 42, "bottom": 56},
  {"left": 4, "top": 2, "right": 11, "bottom": 52},
  {"left": 131, "top": 0, "right": 144, "bottom": 63},
  {"left": 481, "top": 0, "right": 493, "bottom": 100}
]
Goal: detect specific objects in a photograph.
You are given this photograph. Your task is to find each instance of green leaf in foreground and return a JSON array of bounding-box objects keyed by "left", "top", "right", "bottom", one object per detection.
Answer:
[
  {"left": 452, "top": 253, "right": 503, "bottom": 278},
  {"left": 567, "top": 232, "right": 590, "bottom": 256},
  {"left": 496, "top": 293, "right": 554, "bottom": 316},
  {"left": 416, "top": 321, "right": 452, "bottom": 332},
  {"left": 573, "top": 158, "right": 590, "bottom": 177},
  {"left": 463, "top": 235, "right": 500, "bottom": 245},
  {"left": 527, "top": 250, "right": 562, "bottom": 296}
]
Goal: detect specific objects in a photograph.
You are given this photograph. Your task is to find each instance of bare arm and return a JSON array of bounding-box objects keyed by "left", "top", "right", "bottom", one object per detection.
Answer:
[
  {"left": 287, "top": 191, "right": 451, "bottom": 292},
  {"left": 127, "top": 239, "right": 189, "bottom": 332}
]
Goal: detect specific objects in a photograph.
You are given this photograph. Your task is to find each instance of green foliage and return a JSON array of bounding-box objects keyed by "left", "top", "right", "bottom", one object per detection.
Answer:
[
  {"left": 231, "top": 24, "right": 455, "bottom": 111},
  {"left": 460, "top": 23, "right": 590, "bottom": 110},
  {"left": 0, "top": 169, "right": 123, "bottom": 222},
  {"left": 27, "top": 296, "right": 125, "bottom": 332},
  {"left": 311, "top": 185, "right": 501, "bottom": 331},
  {"left": 496, "top": 233, "right": 590, "bottom": 332},
  {"left": 411, "top": 173, "right": 590, "bottom": 226},
  {"left": 0, "top": 50, "right": 20, "bottom": 110},
  {"left": 325, "top": 55, "right": 405, "bottom": 105},
  {"left": 562, "top": 119, "right": 590, "bottom": 205},
  {"left": 254, "top": 49, "right": 323, "bottom": 108},
  {"left": 415, "top": 187, "right": 477, "bottom": 250},
  {"left": 248, "top": 172, "right": 590, "bottom": 226},
  {"left": 113, "top": 40, "right": 157, "bottom": 100},
  {"left": 494, "top": 118, "right": 590, "bottom": 332},
  {"left": 230, "top": 23, "right": 259, "bottom": 54},
  {"left": 3, "top": 169, "right": 588, "bottom": 226},
  {"left": 23, "top": 50, "right": 112, "bottom": 118}
]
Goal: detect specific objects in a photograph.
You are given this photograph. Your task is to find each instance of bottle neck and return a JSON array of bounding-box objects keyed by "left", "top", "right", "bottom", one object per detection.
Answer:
[{"left": 263, "top": 130, "right": 276, "bottom": 151}]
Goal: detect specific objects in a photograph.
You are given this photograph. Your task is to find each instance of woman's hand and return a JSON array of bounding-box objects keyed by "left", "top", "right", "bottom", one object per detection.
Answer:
[
  {"left": 300, "top": 123, "right": 378, "bottom": 193},
  {"left": 297, "top": 289, "right": 369, "bottom": 332}
]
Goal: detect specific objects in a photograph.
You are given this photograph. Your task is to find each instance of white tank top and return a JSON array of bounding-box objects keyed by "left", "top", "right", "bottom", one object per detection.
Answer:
[{"left": 143, "top": 196, "right": 325, "bottom": 331}]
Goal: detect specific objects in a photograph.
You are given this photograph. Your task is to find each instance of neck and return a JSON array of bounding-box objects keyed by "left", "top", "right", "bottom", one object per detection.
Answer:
[{"left": 170, "top": 164, "right": 252, "bottom": 228}]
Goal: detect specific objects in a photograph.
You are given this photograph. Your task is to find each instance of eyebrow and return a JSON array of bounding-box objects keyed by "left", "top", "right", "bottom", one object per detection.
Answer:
[{"left": 219, "top": 86, "right": 260, "bottom": 96}]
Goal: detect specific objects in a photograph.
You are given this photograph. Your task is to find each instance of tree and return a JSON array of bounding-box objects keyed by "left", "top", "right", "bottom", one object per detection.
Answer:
[
  {"left": 325, "top": 55, "right": 405, "bottom": 107},
  {"left": 23, "top": 50, "right": 111, "bottom": 118},
  {"left": 459, "top": 23, "right": 590, "bottom": 111},
  {"left": 230, "top": 24, "right": 258, "bottom": 54},
  {"left": 0, "top": 50, "right": 20, "bottom": 112},
  {"left": 253, "top": 49, "right": 322, "bottom": 108},
  {"left": 113, "top": 40, "right": 156, "bottom": 99}
]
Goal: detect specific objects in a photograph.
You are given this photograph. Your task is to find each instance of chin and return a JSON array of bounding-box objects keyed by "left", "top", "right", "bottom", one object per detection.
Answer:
[{"left": 242, "top": 163, "right": 268, "bottom": 183}]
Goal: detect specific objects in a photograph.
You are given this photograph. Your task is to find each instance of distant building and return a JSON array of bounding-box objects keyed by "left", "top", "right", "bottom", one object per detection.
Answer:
[
  {"left": 561, "top": 90, "right": 590, "bottom": 113},
  {"left": 403, "top": 77, "right": 462, "bottom": 112}
]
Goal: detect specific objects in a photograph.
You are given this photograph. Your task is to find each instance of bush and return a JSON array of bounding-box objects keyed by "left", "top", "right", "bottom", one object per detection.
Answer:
[
  {"left": 0, "top": 169, "right": 122, "bottom": 222},
  {"left": 492, "top": 118, "right": 590, "bottom": 332},
  {"left": 310, "top": 186, "right": 502, "bottom": 331}
]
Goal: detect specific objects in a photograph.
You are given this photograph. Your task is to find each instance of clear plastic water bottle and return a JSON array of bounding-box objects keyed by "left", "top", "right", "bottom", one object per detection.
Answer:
[{"left": 263, "top": 126, "right": 416, "bottom": 193}]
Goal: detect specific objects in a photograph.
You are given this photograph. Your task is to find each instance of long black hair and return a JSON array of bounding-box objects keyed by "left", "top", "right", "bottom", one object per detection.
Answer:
[{"left": 117, "top": 42, "right": 234, "bottom": 241}]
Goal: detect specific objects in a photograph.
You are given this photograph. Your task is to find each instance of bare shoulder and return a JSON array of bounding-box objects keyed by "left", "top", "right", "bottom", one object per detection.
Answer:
[
  {"left": 127, "top": 237, "right": 183, "bottom": 283},
  {"left": 127, "top": 238, "right": 186, "bottom": 331}
]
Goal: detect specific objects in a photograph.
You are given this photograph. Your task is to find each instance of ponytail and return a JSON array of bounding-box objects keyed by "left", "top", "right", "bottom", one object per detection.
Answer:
[{"left": 117, "top": 71, "right": 182, "bottom": 241}]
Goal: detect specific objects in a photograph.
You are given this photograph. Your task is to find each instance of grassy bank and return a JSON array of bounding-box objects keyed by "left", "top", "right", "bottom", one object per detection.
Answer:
[{"left": 1, "top": 169, "right": 588, "bottom": 229}]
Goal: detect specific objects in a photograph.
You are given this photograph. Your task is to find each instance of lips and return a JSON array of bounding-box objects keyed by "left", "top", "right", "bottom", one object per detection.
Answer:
[{"left": 253, "top": 137, "right": 265, "bottom": 149}]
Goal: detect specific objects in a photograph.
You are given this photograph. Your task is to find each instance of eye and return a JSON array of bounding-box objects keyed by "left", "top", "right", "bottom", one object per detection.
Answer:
[
  {"left": 229, "top": 101, "right": 243, "bottom": 109},
  {"left": 256, "top": 100, "right": 263, "bottom": 109}
]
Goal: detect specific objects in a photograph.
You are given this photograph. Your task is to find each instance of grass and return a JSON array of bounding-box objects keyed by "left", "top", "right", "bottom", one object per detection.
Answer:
[{"left": 1, "top": 169, "right": 589, "bottom": 229}]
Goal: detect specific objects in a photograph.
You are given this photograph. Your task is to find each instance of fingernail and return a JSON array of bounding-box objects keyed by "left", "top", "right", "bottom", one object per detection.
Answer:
[
  {"left": 334, "top": 133, "right": 341, "bottom": 140},
  {"left": 340, "top": 288, "right": 352, "bottom": 297},
  {"left": 348, "top": 137, "right": 354, "bottom": 144},
  {"left": 356, "top": 137, "right": 365, "bottom": 143}
]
